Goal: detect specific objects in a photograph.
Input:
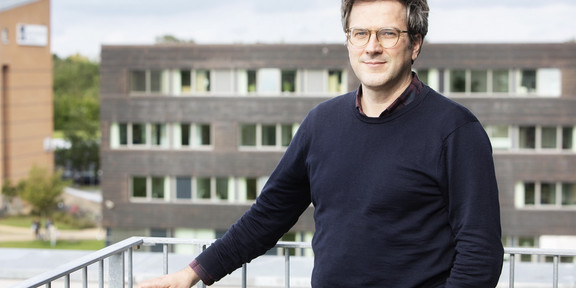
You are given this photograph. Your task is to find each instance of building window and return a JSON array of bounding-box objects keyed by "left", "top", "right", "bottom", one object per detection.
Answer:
[
  {"left": 247, "top": 70, "right": 257, "bottom": 92},
  {"left": 119, "top": 123, "right": 128, "bottom": 145},
  {"left": 518, "top": 69, "right": 537, "bottom": 94},
  {"left": 470, "top": 70, "right": 488, "bottom": 93},
  {"left": 194, "top": 177, "right": 232, "bottom": 202},
  {"left": 132, "top": 124, "right": 147, "bottom": 145},
  {"left": 181, "top": 70, "right": 192, "bottom": 93},
  {"left": 239, "top": 123, "right": 299, "bottom": 149},
  {"left": 240, "top": 177, "right": 259, "bottom": 201},
  {"left": 328, "top": 70, "right": 344, "bottom": 94},
  {"left": 176, "top": 177, "right": 192, "bottom": 200},
  {"left": 492, "top": 70, "right": 509, "bottom": 93},
  {"left": 151, "top": 124, "right": 168, "bottom": 147},
  {"left": 196, "top": 177, "right": 212, "bottom": 200},
  {"left": 519, "top": 126, "right": 536, "bottom": 149},
  {"left": 563, "top": 127, "right": 574, "bottom": 150},
  {"left": 281, "top": 70, "right": 297, "bottom": 93},
  {"left": 541, "top": 126, "right": 557, "bottom": 149},
  {"left": 240, "top": 124, "right": 257, "bottom": 147},
  {"left": 562, "top": 184, "right": 576, "bottom": 206},
  {"left": 130, "top": 71, "right": 146, "bottom": 93},
  {"left": 130, "top": 70, "right": 167, "bottom": 94},
  {"left": 517, "top": 182, "right": 576, "bottom": 208},
  {"left": 176, "top": 123, "right": 212, "bottom": 148},
  {"left": 195, "top": 70, "right": 211, "bottom": 93},
  {"left": 261, "top": 125, "right": 277, "bottom": 146},
  {"left": 484, "top": 125, "right": 511, "bottom": 150},
  {"left": 449, "top": 70, "right": 466, "bottom": 93},
  {"left": 131, "top": 176, "right": 168, "bottom": 201},
  {"left": 132, "top": 177, "right": 147, "bottom": 198}
]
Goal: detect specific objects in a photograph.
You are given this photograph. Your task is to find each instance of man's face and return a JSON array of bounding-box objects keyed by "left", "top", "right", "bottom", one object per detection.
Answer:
[{"left": 347, "top": 0, "right": 421, "bottom": 92}]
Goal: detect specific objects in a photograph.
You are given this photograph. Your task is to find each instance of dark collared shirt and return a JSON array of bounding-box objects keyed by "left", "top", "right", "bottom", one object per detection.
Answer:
[{"left": 355, "top": 72, "right": 423, "bottom": 117}]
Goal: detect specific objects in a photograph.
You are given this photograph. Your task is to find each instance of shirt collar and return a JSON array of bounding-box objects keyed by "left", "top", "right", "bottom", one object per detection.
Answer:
[{"left": 355, "top": 72, "right": 423, "bottom": 117}]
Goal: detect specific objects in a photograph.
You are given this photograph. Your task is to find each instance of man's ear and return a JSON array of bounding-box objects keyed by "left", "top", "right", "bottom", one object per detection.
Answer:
[{"left": 412, "top": 34, "right": 423, "bottom": 62}]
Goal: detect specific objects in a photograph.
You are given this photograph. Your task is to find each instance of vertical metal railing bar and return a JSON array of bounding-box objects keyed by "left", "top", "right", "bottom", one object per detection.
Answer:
[
  {"left": 64, "top": 274, "right": 70, "bottom": 288},
  {"left": 509, "top": 253, "right": 515, "bottom": 288},
  {"left": 285, "top": 249, "right": 290, "bottom": 288},
  {"left": 163, "top": 244, "right": 169, "bottom": 275},
  {"left": 128, "top": 247, "right": 134, "bottom": 288},
  {"left": 83, "top": 266, "right": 88, "bottom": 288},
  {"left": 45, "top": 283, "right": 50, "bottom": 288},
  {"left": 98, "top": 260, "right": 104, "bottom": 288},
  {"left": 198, "top": 244, "right": 207, "bottom": 288},
  {"left": 242, "top": 263, "right": 247, "bottom": 288},
  {"left": 553, "top": 255, "right": 558, "bottom": 288}
]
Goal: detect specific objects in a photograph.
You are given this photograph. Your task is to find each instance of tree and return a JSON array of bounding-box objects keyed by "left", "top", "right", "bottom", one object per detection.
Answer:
[
  {"left": 53, "top": 54, "right": 100, "bottom": 183},
  {"left": 19, "top": 166, "right": 68, "bottom": 217},
  {"left": 155, "top": 34, "right": 195, "bottom": 44}
]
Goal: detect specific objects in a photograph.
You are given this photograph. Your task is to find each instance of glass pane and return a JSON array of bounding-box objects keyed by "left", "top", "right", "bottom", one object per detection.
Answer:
[
  {"left": 132, "top": 177, "right": 147, "bottom": 198},
  {"left": 450, "top": 70, "right": 466, "bottom": 93},
  {"left": 563, "top": 127, "right": 573, "bottom": 150},
  {"left": 240, "top": 124, "right": 257, "bottom": 146},
  {"left": 197, "top": 124, "right": 211, "bottom": 146},
  {"left": 328, "top": 70, "right": 343, "bottom": 93},
  {"left": 524, "top": 182, "right": 535, "bottom": 205},
  {"left": 261, "top": 125, "right": 277, "bottom": 146},
  {"left": 471, "top": 70, "right": 487, "bottom": 93},
  {"left": 519, "top": 70, "right": 537, "bottom": 94},
  {"left": 247, "top": 70, "right": 257, "bottom": 92},
  {"left": 119, "top": 123, "right": 128, "bottom": 145},
  {"left": 181, "top": 124, "right": 191, "bottom": 146},
  {"left": 132, "top": 124, "right": 146, "bottom": 145},
  {"left": 541, "top": 127, "right": 557, "bottom": 149},
  {"left": 130, "top": 71, "right": 146, "bottom": 92},
  {"left": 216, "top": 178, "right": 229, "bottom": 200},
  {"left": 519, "top": 126, "right": 536, "bottom": 149},
  {"left": 246, "top": 178, "right": 257, "bottom": 200},
  {"left": 281, "top": 70, "right": 296, "bottom": 92},
  {"left": 562, "top": 184, "right": 576, "bottom": 205},
  {"left": 540, "top": 183, "right": 556, "bottom": 205},
  {"left": 493, "top": 70, "right": 509, "bottom": 93},
  {"left": 196, "top": 178, "right": 211, "bottom": 199},
  {"left": 151, "top": 124, "right": 166, "bottom": 146},
  {"left": 181, "top": 70, "right": 191, "bottom": 93},
  {"left": 151, "top": 177, "right": 165, "bottom": 199},
  {"left": 195, "top": 70, "right": 210, "bottom": 92},
  {"left": 176, "top": 177, "right": 192, "bottom": 199},
  {"left": 281, "top": 124, "right": 294, "bottom": 147},
  {"left": 150, "top": 70, "right": 162, "bottom": 92}
]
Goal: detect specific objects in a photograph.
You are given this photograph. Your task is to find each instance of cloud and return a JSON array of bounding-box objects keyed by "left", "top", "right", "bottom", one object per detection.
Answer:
[{"left": 50, "top": 0, "right": 576, "bottom": 59}]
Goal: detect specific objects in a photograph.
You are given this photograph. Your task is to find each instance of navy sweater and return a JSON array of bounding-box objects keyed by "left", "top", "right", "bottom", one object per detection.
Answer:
[{"left": 194, "top": 84, "right": 504, "bottom": 287}]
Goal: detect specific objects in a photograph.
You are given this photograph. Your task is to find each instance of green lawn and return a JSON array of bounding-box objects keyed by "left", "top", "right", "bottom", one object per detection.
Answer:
[{"left": 0, "top": 239, "right": 105, "bottom": 250}]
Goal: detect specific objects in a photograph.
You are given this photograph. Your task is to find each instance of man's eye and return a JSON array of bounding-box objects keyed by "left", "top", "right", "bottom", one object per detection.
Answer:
[{"left": 353, "top": 30, "right": 369, "bottom": 38}]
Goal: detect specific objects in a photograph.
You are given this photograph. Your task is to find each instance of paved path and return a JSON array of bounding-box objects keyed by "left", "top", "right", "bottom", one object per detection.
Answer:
[{"left": 0, "top": 224, "right": 105, "bottom": 242}]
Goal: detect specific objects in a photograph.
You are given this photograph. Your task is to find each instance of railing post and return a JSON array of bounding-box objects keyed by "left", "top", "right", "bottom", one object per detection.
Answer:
[{"left": 109, "top": 252, "right": 125, "bottom": 288}]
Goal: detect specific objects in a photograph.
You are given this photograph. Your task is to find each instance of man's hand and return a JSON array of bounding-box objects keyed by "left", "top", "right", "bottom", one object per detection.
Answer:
[{"left": 136, "top": 265, "right": 200, "bottom": 288}]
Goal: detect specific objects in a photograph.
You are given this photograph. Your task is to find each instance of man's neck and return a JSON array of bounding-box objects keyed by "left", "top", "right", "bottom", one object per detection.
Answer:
[{"left": 360, "top": 73, "right": 413, "bottom": 117}]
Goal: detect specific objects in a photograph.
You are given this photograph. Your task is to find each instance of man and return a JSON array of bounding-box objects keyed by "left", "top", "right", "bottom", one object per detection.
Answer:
[{"left": 138, "top": 0, "right": 504, "bottom": 287}]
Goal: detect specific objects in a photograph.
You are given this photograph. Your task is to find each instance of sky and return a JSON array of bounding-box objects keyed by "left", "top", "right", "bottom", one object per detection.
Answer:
[{"left": 50, "top": 0, "right": 576, "bottom": 60}]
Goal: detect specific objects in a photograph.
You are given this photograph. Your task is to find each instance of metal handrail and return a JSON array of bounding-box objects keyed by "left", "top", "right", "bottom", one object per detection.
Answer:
[{"left": 10, "top": 237, "right": 576, "bottom": 288}]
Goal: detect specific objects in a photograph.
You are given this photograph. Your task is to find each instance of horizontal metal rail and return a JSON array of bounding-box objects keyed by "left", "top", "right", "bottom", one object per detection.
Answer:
[{"left": 11, "top": 238, "right": 576, "bottom": 288}]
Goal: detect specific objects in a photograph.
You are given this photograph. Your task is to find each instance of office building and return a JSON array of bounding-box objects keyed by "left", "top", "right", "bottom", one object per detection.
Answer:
[{"left": 100, "top": 42, "right": 576, "bottom": 260}]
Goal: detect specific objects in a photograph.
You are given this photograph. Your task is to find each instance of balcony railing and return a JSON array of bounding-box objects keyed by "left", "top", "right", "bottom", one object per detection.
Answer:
[{"left": 11, "top": 237, "right": 576, "bottom": 288}]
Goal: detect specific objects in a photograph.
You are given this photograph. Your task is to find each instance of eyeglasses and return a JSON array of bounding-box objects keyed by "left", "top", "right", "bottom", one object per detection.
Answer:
[{"left": 346, "top": 27, "right": 409, "bottom": 48}]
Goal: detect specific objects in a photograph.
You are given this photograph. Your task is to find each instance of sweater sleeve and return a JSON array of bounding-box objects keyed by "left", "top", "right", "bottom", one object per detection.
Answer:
[
  {"left": 443, "top": 121, "right": 504, "bottom": 287},
  {"left": 191, "top": 117, "right": 313, "bottom": 285}
]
